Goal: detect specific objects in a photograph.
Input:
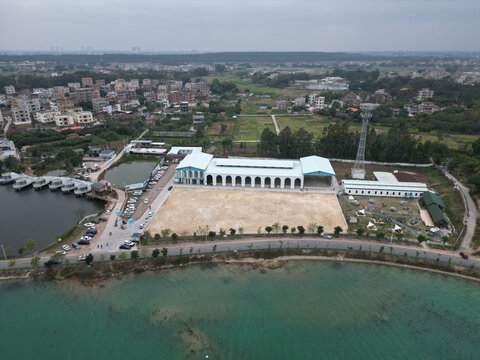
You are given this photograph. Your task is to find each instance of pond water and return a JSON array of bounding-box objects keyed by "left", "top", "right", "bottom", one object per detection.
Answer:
[
  {"left": 1, "top": 261, "right": 479, "bottom": 359},
  {"left": 0, "top": 185, "right": 104, "bottom": 255},
  {"left": 104, "top": 160, "right": 158, "bottom": 187}
]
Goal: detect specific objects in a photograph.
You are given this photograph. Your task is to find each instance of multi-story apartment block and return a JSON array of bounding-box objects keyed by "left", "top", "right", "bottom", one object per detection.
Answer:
[
  {"left": 73, "top": 111, "right": 94, "bottom": 124},
  {"left": 92, "top": 97, "right": 108, "bottom": 112},
  {"left": 180, "top": 101, "right": 189, "bottom": 113},
  {"left": 189, "top": 81, "right": 209, "bottom": 95},
  {"left": 68, "top": 82, "right": 81, "bottom": 90},
  {"left": 293, "top": 97, "right": 306, "bottom": 106},
  {"left": 56, "top": 99, "right": 74, "bottom": 112},
  {"left": 12, "top": 107, "right": 32, "bottom": 125},
  {"left": 169, "top": 91, "right": 181, "bottom": 104},
  {"left": 360, "top": 102, "right": 379, "bottom": 112},
  {"left": 74, "top": 88, "right": 99, "bottom": 103},
  {"left": 36, "top": 110, "right": 60, "bottom": 124},
  {"left": 314, "top": 97, "right": 325, "bottom": 109},
  {"left": 276, "top": 100, "right": 287, "bottom": 109},
  {"left": 4, "top": 85, "right": 16, "bottom": 95},
  {"left": 192, "top": 113, "right": 205, "bottom": 124},
  {"left": 308, "top": 94, "right": 317, "bottom": 106},
  {"left": 54, "top": 114, "right": 74, "bottom": 127},
  {"left": 13, "top": 98, "right": 41, "bottom": 113},
  {"left": 81, "top": 77, "right": 93, "bottom": 88},
  {"left": 52, "top": 86, "right": 68, "bottom": 98},
  {"left": 167, "top": 80, "right": 183, "bottom": 91},
  {"left": 417, "top": 88, "right": 434, "bottom": 100},
  {"left": 95, "top": 79, "right": 105, "bottom": 86},
  {"left": 142, "top": 78, "right": 152, "bottom": 87},
  {"left": 129, "top": 79, "right": 139, "bottom": 87},
  {"left": 0, "top": 94, "right": 6, "bottom": 105}
]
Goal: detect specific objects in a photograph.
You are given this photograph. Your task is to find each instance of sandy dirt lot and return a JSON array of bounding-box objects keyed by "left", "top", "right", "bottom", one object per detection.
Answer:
[
  {"left": 420, "top": 209, "right": 434, "bottom": 227},
  {"left": 147, "top": 188, "right": 346, "bottom": 235}
]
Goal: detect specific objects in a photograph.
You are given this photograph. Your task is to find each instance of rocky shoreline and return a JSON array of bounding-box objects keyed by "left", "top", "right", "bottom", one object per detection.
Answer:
[{"left": 1, "top": 249, "right": 480, "bottom": 284}]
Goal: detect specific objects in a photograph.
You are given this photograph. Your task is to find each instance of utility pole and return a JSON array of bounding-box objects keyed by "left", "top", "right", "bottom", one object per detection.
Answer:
[
  {"left": 351, "top": 111, "right": 371, "bottom": 179},
  {"left": 0, "top": 244, "right": 6, "bottom": 260}
]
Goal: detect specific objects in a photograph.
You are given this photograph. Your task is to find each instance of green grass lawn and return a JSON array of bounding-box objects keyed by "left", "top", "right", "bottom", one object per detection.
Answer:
[{"left": 234, "top": 116, "right": 275, "bottom": 141}]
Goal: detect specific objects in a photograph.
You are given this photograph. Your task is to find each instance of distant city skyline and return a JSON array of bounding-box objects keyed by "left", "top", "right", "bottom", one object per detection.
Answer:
[{"left": 1, "top": 0, "right": 479, "bottom": 52}]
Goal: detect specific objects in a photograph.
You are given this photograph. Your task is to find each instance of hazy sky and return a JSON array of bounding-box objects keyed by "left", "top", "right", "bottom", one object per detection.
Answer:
[{"left": 1, "top": 0, "right": 479, "bottom": 52}]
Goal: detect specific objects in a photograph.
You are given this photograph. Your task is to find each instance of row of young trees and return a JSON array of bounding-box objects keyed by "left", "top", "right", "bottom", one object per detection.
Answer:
[{"left": 258, "top": 123, "right": 449, "bottom": 163}]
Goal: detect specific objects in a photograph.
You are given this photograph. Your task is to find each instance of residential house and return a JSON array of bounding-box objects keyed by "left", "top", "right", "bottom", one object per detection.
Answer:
[
  {"left": 81, "top": 77, "right": 93, "bottom": 88},
  {"left": 4, "top": 85, "right": 15, "bottom": 95},
  {"left": 417, "top": 88, "right": 434, "bottom": 100},
  {"left": 36, "top": 110, "right": 60, "bottom": 124},
  {"left": 73, "top": 111, "right": 94, "bottom": 124},
  {"left": 293, "top": 97, "right": 306, "bottom": 107},
  {"left": 54, "top": 114, "right": 74, "bottom": 127},
  {"left": 192, "top": 113, "right": 205, "bottom": 124}
]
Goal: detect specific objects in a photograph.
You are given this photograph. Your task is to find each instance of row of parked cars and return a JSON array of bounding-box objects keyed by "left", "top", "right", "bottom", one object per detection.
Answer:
[
  {"left": 139, "top": 211, "right": 154, "bottom": 230},
  {"left": 149, "top": 169, "right": 165, "bottom": 186}
]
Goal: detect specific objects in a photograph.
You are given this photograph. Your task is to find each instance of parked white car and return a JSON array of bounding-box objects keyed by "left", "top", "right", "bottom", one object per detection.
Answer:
[
  {"left": 62, "top": 244, "right": 71, "bottom": 251},
  {"left": 84, "top": 222, "right": 95, "bottom": 227}
]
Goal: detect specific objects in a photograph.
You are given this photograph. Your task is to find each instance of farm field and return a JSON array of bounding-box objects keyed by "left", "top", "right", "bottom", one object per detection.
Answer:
[
  {"left": 276, "top": 115, "right": 333, "bottom": 135},
  {"left": 234, "top": 115, "right": 275, "bottom": 141},
  {"left": 205, "top": 120, "right": 236, "bottom": 138}
]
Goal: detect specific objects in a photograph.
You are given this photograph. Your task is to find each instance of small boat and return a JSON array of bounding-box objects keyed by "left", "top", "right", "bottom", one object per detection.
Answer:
[
  {"left": 49, "top": 177, "right": 69, "bottom": 190},
  {"left": 1, "top": 172, "right": 20, "bottom": 185},
  {"left": 74, "top": 182, "right": 92, "bottom": 196},
  {"left": 61, "top": 180, "right": 77, "bottom": 192},
  {"left": 13, "top": 176, "right": 35, "bottom": 190},
  {"left": 33, "top": 176, "right": 54, "bottom": 189}
]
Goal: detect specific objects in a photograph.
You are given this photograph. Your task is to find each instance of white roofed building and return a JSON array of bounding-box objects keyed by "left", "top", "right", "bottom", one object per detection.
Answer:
[
  {"left": 341, "top": 171, "right": 428, "bottom": 198},
  {"left": 175, "top": 153, "right": 336, "bottom": 189}
]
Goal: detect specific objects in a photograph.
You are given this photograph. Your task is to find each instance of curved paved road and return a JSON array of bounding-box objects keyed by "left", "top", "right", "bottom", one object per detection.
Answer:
[
  {"left": 437, "top": 166, "right": 478, "bottom": 252},
  {"left": 1, "top": 237, "right": 478, "bottom": 271}
]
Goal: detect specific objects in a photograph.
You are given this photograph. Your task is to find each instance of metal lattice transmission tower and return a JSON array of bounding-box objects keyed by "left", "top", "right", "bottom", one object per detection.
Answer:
[{"left": 351, "top": 111, "right": 371, "bottom": 179}]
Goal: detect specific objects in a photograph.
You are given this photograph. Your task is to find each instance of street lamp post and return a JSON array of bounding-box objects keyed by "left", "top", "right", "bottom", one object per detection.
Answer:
[{"left": 0, "top": 244, "right": 7, "bottom": 260}]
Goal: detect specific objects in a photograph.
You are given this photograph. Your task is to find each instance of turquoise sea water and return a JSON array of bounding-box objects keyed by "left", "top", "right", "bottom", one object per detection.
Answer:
[{"left": 1, "top": 261, "right": 479, "bottom": 359}]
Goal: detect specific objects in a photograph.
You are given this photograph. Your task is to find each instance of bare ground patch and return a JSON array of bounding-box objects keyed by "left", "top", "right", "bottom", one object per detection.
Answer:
[{"left": 147, "top": 188, "right": 346, "bottom": 235}]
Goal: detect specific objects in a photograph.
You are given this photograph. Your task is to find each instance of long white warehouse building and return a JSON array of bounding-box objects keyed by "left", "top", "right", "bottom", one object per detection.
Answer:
[
  {"left": 342, "top": 172, "right": 429, "bottom": 198},
  {"left": 175, "top": 152, "right": 335, "bottom": 189}
]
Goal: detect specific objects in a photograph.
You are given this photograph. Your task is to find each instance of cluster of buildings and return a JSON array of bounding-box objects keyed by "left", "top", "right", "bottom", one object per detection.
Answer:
[
  {"left": 400, "top": 69, "right": 480, "bottom": 85},
  {"left": 1, "top": 75, "right": 212, "bottom": 127},
  {"left": 403, "top": 102, "right": 443, "bottom": 117},
  {"left": 2, "top": 84, "right": 96, "bottom": 127},
  {"left": 294, "top": 77, "right": 349, "bottom": 91}
]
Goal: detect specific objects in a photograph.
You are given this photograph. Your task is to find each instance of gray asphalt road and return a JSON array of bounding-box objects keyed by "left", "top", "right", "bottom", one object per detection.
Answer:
[
  {"left": 439, "top": 167, "right": 478, "bottom": 252},
  {"left": 1, "top": 237, "right": 477, "bottom": 271}
]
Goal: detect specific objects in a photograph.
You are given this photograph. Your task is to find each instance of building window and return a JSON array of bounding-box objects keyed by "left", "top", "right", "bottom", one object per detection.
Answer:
[{"left": 386, "top": 192, "right": 389, "bottom": 195}]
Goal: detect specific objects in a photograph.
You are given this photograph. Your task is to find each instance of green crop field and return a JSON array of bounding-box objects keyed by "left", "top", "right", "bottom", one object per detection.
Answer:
[
  {"left": 205, "top": 120, "right": 236, "bottom": 138},
  {"left": 234, "top": 115, "right": 275, "bottom": 141},
  {"left": 276, "top": 115, "right": 333, "bottom": 136}
]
